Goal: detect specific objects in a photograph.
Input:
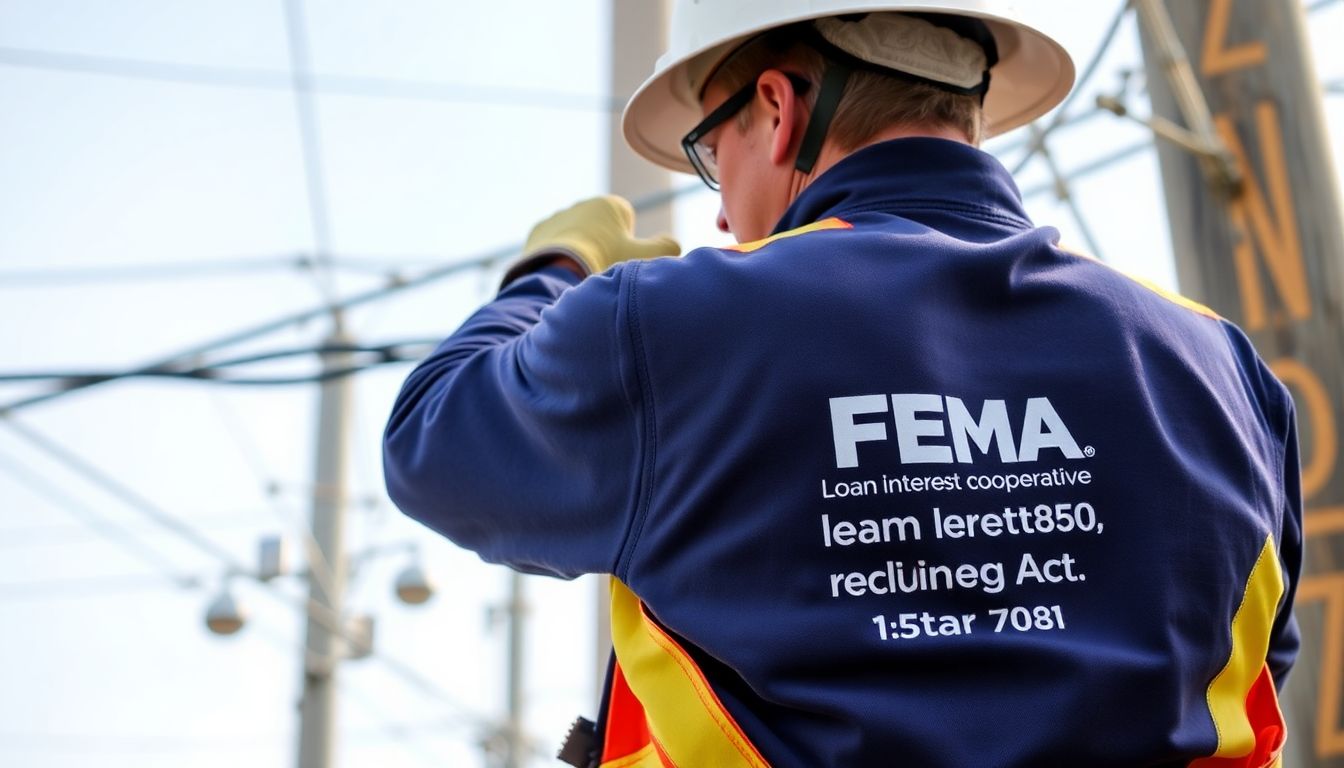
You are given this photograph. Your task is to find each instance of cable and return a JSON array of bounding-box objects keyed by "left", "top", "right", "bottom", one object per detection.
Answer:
[
  {"left": 0, "top": 254, "right": 312, "bottom": 286},
  {"left": 0, "top": 183, "right": 698, "bottom": 415},
  {"left": 283, "top": 0, "right": 340, "bottom": 312},
  {"left": 0, "top": 415, "right": 504, "bottom": 734},
  {"left": 1026, "top": 124, "right": 1107, "bottom": 261},
  {"left": 1, "top": 416, "right": 250, "bottom": 572},
  {"left": 0, "top": 340, "right": 438, "bottom": 388},
  {"left": 1019, "top": 140, "right": 1153, "bottom": 201},
  {"left": 0, "top": 511, "right": 279, "bottom": 549},
  {"left": 0, "top": 573, "right": 191, "bottom": 602},
  {"left": 1011, "top": 1, "right": 1134, "bottom": 175},
  {"left": 0, "top": 45, "right": 620, "bottom": 112},
  {"left": 0, "top": 444, "right": 198, "bottom": 586},
  {"left": 0, "top": 253, "right": 480, "bottom": 287},
  {"left": 207, "top": 388, "right": 343, "bottom": 605},
  {"left": 986, "top": 106, "right": 1108, "bottom": 156}
]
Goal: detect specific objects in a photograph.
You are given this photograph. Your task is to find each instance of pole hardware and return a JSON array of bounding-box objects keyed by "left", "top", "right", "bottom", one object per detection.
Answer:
[{"left": 1124, "top": 0, "right": 1243, "bottom": 195}]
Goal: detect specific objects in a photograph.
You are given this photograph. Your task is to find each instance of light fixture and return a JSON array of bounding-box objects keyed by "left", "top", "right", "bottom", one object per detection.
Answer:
[
  {"left": 204, "top": 586, "right": 247, "bottom": 636},
  {"left": 394, "top": 562, "right": 435, "bottom": 605}
]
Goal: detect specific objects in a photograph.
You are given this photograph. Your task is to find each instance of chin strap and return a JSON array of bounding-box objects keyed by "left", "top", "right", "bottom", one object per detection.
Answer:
[
  {"left": 791, "top": 15, "right": 995, "bottom": 176},
  {"left": 794, "top": 60, "right": 853, "bottom": 175}
]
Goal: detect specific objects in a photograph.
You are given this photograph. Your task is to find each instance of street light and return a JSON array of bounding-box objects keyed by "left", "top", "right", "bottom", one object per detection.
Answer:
[
  {"left": 394, "top": 562, "right": 435, "bottom": 605},
  {"left": 204, "top": 585, "right": 247, "bottom": 636}
]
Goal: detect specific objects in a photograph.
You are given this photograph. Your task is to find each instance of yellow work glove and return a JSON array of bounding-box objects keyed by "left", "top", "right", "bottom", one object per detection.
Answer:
[{"left": 505, "top": 196, "right": 680, "bottom": 284}]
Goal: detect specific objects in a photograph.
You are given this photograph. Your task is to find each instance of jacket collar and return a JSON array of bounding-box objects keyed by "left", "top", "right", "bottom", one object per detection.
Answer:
[{"left": 771, "top": 137, "right": 1033, "bottom": 234}]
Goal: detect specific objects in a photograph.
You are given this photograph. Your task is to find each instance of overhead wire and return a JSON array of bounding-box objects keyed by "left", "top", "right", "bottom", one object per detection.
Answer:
[
  {"left": 1026, "top": 125, "right": 1108, "bottom": 261},
  {"left": 0, "top": 572, "right": 190, "bottom": 602},
  {"left": 1, "top": 416, "right": 250, "bottom": 572},
  {"left": 0, "top": 510, "right": 280, "bottom": 549},
  {"left": 985, "top": 106, "right": 1107, "bottom": 157},
  {"left": 0, "top": 340, "right": 439, "bottom": 388},
  {"left": 0, "top": 254, "right": 320, "bottom": 286},
  {"left": 0, "top": 415, "right": 507, "bottom": 736},
  {"left": 0, "top": 538, "right": 415, "bottom": 597},
  {"left": 0, "top": 183, "right": 698, "bottom": 415},
  {"left": 283, "top": 0, "right": 341, "bottom": 313},
  {"left": 1010, "top": 1, "right": 1134, "bottom": 176},
  {"left": 0, "top": 45, "right": 619, "bottom": 112},
  {"left": 207, "top": 388, "right": 341, "bottom": 605},
  {"left": 0, "top": 253, "right": 478, "bottom": 287},
  {"left": 1018, "top": 140, "right": 1153, "bottom": 200},
  {"left": 0, "top": 445, "right": 197, "bottom": 585}
]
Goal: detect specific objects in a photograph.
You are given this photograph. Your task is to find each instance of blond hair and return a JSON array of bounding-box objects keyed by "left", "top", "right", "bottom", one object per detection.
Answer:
[{"left": 708, "top": 23, "right": 985, "bottom": 148}]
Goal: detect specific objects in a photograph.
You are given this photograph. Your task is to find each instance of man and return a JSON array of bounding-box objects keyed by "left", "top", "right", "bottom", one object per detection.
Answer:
[{"left": 384, "top": 3, "right": 1301, "bottom": 766}]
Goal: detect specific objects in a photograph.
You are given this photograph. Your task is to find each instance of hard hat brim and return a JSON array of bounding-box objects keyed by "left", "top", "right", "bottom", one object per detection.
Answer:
[{"left": 622, "top": 5, "right": 1075, "bottom": 176}]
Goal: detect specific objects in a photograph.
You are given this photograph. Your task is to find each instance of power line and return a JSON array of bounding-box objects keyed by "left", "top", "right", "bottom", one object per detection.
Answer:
[
  {"left": 0, "top": 444, "right": 198, "bottom": 585},
  {"left": 0, "top": 183, "right": 698, "bottom": 415},
  {"left": 206, "top": 387, "right": 344, "bottom": 603},
  {"left": 0, "top": 45, "right": 620, "bottom": 112},
  {"left": 0, "top": 511, "right": 282, "bottom": 549},
  {"left": 1019, "top": 140, "right": 1153, "bottom": 200},
  {"left": 0, "top": 573, "right": 191, "bottom": 602},
  {"left": 0, "top": 253, "right": 470, "bottom": 287},
  {"left": 0, "top": 254, "right": 314, "bottom": 286},
  {"left": 1027, "top": 124, "right": 1107, "bottom": 261},
  {"left": 1, "top": 416, "right": 250, "bottom": 571},
  {"left": 0, "top": 414, "right": 503, "bottom": 734},
  {"left": 986, "top": 106, "right": 1108, "bottom": 157},
  {"left": 1011, "top": 1, "right": 1134, "bottom": 176},
  {"left": 0, "top": 340, "right": 437, "bottom": 389},
  {"left": 283, "top": 0, "right": 340, "bottom": 313}
]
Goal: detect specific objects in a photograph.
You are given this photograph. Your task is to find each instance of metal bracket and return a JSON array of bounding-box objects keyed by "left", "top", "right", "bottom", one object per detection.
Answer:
[{"left": 1124, "top": 0, "right": 1243, "bottom": 194}]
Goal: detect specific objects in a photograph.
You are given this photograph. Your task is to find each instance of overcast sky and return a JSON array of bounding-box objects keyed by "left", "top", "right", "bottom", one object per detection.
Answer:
[{"left": 0, "top": 2, "right": 1339, "bottom": 767}]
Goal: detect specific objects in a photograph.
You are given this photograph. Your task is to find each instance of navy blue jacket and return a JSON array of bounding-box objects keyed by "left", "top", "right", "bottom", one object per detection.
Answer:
[{"left": 384, "top": 139, "right": 1301, "bottom": 767}]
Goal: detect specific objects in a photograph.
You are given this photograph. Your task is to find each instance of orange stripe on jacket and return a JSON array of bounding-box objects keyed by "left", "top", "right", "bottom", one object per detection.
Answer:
[
  {"left": 605, "top": 577, "right": 770, "bottom": 768},
  {"left": 1189, "top": 535, "right": 1288, "bottom": 768}
]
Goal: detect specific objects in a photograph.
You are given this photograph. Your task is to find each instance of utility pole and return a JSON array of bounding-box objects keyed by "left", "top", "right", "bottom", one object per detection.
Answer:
[
  {"left": 601, "top": 0, "right": 672, "bottom": 697},
  {"left": 1138, "top": 2, "right": 1344, "bottom": 766},
  {"left": 501, "top": 571, "right": 527, "bottom": 768},
  {"left": 296, "top": 324, "right": 354, "bottom": 768}
]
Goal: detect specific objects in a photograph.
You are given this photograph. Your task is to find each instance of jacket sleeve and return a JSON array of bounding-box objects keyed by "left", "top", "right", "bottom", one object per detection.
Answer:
[
  {"left": 382, "top": 265, "right": 647, "bottom": 578},
  {"left": 1268, "top": 392, "right": 1303, "bottom": 690}
]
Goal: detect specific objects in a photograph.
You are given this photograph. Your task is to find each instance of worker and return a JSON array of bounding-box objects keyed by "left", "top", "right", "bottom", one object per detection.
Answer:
[{"left": 383, "top": 2, "right": 1302, "bottom": 766}]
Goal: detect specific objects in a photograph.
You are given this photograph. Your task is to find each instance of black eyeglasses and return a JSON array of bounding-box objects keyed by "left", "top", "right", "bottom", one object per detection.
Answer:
[{"left": 681, "top": 73, "right": 812, "bottom": 191}]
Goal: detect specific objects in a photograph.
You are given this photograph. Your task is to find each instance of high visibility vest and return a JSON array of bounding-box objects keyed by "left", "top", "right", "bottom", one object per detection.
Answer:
[
  {"left": 600, "top": 549, "right": 1287, "bottom": 768},
  {"left": 599, "top": 578, "right": 771, "bottom": 768}
]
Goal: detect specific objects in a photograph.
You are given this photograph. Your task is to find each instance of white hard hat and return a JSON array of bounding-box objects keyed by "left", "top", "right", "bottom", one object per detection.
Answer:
[{"left": 622, "top": 1, "right": 1075, "bottom": 175}]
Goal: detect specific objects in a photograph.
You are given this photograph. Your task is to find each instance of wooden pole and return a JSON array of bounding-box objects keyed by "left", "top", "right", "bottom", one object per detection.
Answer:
[{"left": 1140, "top": 1, "right": 1344, "bottom": 765}]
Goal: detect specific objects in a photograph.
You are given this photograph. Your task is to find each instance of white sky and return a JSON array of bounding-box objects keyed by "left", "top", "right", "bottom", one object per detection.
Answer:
[{"left": 0, "top": 2, "right": 1339, "bottom": 767}]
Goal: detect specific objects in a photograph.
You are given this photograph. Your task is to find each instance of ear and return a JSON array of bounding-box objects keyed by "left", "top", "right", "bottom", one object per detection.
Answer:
[{"left": 754, "top": 69, "right": 804, "bottom": 167}]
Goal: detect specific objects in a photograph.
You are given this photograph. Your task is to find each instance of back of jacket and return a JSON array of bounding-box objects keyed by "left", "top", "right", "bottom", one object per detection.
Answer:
[{"left": 384, "top": 139, "right": 1301, "bottom": 767}]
